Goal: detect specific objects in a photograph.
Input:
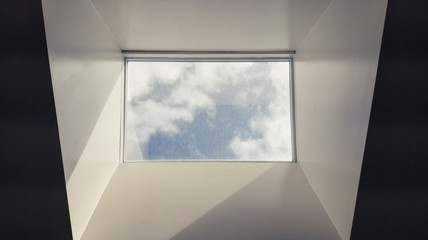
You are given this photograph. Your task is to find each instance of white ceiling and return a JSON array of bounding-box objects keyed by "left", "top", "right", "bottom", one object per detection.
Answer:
[
  {"left": 41, "top": 0, "right": 388, "bottom": 239},
  {"left": 91, "top": 0, "right": 332, "bottom": 51}
]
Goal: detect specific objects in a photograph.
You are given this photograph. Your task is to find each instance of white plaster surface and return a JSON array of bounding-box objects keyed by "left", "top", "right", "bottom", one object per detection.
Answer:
[
  {"left": 90, "top": 0, "right": 332, "bottom": 51},
  {"left": 82, "top": 163, "right": 340, "bottom": 240},
  {"left": 66, "top": 76, "right": 122, "bottom": 240},
  {"left": 42, "top": 0, "right": 122, "bottom": 181},
  {"left": 42, "top": 0, "right": 122, "bottom": 239},
  {"left": 40, "top": 0, "right": 388, "bottom": 239},
  {"left": 294, "top": 0, "right": 388, "bottom": 239}
]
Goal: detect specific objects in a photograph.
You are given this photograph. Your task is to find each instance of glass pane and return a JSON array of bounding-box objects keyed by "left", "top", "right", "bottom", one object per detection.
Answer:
[{"left": 125, "top": 60, "right": 293, "bottom": 161}]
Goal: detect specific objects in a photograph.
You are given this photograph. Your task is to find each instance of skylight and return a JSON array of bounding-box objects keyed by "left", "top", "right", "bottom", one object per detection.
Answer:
[{"left": 124, "top": 59, "right": 294, "bottom": 162}]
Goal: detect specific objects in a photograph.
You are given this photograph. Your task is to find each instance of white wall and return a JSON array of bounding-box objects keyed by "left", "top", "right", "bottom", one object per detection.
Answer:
[
  {"left": 65, "top": 77, "right": 121, "bottom": 240},
  {"left": 294, "top": 0, "right": 388, "bottom": 239},
  {"left": 81, "top": 163, "right": 340, "bottom": 240},
  {"left": 41, "top": 0, "right": 122, "bottom": 239},
  {"left": 40, "top": 0, "right": 389, "bottom": 239},
  {"left": 42, "top": 0, "right": 122, "bottom": 181},
  {"left": 91, "top": 0, "right": 332, "bottom": 51}
]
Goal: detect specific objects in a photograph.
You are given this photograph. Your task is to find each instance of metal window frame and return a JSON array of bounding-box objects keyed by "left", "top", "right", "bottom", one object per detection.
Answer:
[{"left": 121, "top": 57, "right": 296, "bottom": 163}]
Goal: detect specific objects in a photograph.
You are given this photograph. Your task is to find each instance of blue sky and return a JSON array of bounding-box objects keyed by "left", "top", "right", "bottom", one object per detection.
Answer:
[{"left": 125, "top": 61, "right": 292, "bottom": 161}]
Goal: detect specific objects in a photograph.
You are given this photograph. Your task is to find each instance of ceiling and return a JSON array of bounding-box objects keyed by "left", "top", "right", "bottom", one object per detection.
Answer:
[
  {"left": 40, "top": 0, "right": 388, "bottom": 239},
  {"left": 91, "top": 0, "right": 332, "bottom": 51}
]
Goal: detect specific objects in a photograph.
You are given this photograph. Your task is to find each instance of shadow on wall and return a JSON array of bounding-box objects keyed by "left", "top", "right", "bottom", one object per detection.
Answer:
[
  {"left": 170, "top": 165, "right": 341, "bottom": 240},
  {"left": 41, "top": 0, "right": 123, "bottom": 181}
]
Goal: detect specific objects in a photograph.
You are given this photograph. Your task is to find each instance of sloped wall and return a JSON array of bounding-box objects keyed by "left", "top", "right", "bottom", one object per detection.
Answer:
[
  {"left": 41, "top": 0, "right": 122, "bottom": 239},
  {"left": 42, "top": 0, "right": 122, "bottom": 181},
  {"left": 82, "top": 163, "right": 340, "bottom": 240},
  {"left": 294, "top": 0, "right": 388, "bottom": 239}
]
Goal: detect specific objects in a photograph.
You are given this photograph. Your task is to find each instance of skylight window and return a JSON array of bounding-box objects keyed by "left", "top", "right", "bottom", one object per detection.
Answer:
[{"left": 124, "top": 59, "right": 295, "bottom": 162}]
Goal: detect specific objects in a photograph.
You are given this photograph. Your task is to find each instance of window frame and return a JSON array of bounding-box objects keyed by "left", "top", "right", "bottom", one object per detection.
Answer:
[{"left": 121, "top": 57, "right": 297, "bottom": 163}]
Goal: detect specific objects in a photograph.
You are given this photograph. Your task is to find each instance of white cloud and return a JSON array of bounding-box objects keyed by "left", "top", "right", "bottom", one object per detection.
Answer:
[
  {"left": 127, "top": 62, "right": 189, "bottom": 99},
  {"left": 228, "top": 62, "right": 293, "bottom": 161},
  {"left": 126, "top": 62, "right": 216, "bottom": 159},
  {"left": 126, "top": 61, "right": 293, "bottom": 161}
]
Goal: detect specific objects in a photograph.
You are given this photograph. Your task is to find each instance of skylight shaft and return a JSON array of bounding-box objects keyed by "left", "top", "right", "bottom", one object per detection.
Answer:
[{"left": 124, "top": 59, "right": 294, "bottom": 162}]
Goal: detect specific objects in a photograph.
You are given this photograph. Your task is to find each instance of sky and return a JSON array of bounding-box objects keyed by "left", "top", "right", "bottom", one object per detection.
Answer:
[{"left": 125, "top": 60, "right": 293, "bottom": 161}]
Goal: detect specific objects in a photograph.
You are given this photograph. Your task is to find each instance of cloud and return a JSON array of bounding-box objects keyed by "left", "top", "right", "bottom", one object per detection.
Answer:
[
  {"left": 127, "top": 62, "right": 186, "bottom": 99},
  {"left": 126, "top": 62, "right": 216, "bottom": 159},
  {"left": 228, "top": 63, "right": 293, "bottom": 161},
  {"left": 126, "top": 61, "right": 293, "bottom": 161}
]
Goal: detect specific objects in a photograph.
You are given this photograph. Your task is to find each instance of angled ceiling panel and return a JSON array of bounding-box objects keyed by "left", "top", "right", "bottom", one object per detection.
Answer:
[{"left": 90, "top": 0, "right": 332, "bottom": 50}]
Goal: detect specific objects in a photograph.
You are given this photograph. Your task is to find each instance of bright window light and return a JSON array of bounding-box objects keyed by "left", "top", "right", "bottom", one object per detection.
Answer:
[{"left": 124, "top": 59, "right": 295, "bottom": 162}]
